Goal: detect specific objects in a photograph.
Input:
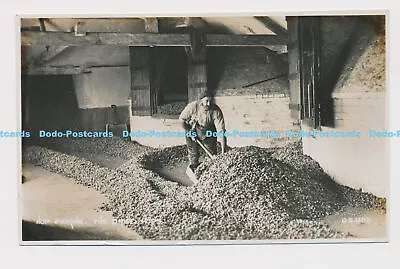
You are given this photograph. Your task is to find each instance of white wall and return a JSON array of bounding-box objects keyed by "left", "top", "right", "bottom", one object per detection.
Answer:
[
  {"left": 303, "top": 92, "right": 388, "bottom": 197},
  {"left": 73, "top": 67, "right": 131, "bottom": 109}
]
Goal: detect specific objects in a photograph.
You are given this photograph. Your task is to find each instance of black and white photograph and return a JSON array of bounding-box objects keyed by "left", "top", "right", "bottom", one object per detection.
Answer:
[{"left": 19, "top": 15, "right": 388, "bottom": 243}]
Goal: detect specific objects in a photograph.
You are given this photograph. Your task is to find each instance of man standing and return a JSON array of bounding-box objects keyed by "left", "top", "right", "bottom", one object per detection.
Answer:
[{"left": 179, "top": 92, "right": 227, "bottom": 171}]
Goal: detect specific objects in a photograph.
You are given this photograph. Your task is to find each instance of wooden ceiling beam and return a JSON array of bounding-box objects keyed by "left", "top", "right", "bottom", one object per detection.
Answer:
[
  {"left": 22, "top": 66, "right": 91, "bottom": 75},
  {"left": 22, "top": 64, "right": 129, "bottom": 75},
  {"left": 21, "top": 32, "right": 287, "bottom": 47},
  {"left": 207, "top": 34, "right": 286, "bottom": 46}
]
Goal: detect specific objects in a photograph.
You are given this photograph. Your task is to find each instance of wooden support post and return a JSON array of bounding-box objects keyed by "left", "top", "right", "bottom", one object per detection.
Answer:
[
  {"left": 286, "top": 17, "right": 301, "bottom": 122},
  {"left": 39, "top": 18, "right": 46, "bottom": 32},
  {"left": 187, "top": 53, "right": 207, "bottom": 102},
  {"left": 299, "top": 17, "right": 321, "bottom": 128},
  {"left": 129, "top": 47, "right": 153, "bottom": 116},
  {"left": 187, "top": 27, "right": 207, "bottom": 102},
  {"left": 74, "top": 21, "right": 86, "bottom": 36},
  {"left": 144, "top": 18, "right": 159, "bottom": 33},
  {"left": 143, "top": 18, "right": 158, "bottom": 113},
  {"left": 286, "top": 16, "right": 321, "bottom": 128}
]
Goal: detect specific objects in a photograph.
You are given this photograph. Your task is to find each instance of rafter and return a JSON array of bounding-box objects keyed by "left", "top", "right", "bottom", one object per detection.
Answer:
[{"left": 255, "top": 16, "right": 288, "bottom": 40}]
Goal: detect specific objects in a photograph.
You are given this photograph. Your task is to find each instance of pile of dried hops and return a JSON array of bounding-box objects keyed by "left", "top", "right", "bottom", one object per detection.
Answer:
[{"left": 23, "top": 139, "right": 379, "bottom": 240}]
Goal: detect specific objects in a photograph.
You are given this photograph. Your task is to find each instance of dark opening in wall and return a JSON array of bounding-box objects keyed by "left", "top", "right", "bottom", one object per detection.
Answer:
[
  {"left": 155, "top": 47, "right": 188, "bottom": 115},
  {"left": 22, "top": 75, "right": 81, "bottom": 137}
]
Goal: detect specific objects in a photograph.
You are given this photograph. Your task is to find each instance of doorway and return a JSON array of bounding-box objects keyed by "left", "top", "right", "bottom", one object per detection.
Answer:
[{"left": 152, "top": 47, "right": 188, "bottom": 116}]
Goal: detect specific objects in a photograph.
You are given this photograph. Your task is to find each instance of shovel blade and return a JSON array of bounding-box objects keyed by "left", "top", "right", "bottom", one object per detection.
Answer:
[{"left": 185, "top": 166, "right": 198, "bottom": 185}]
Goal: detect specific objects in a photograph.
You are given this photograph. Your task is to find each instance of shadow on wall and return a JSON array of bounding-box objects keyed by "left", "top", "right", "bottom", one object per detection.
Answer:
[{"left": 320, "top": 16, "right": 384, "bottom": 127}]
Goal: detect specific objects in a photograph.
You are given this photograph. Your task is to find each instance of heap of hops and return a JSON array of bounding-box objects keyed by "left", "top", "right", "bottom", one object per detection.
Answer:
[{"left": 23, "top": 139, "right": 380, "bottom": 240}]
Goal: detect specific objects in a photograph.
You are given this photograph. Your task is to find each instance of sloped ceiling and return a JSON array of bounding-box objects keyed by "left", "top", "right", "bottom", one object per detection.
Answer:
[
  {"left": 21, "top": 17, "right": 287, "bottom": 73},
  {"left": 201, "top": 17, "right": 286, "bottom": 35},
  {"left": 21, "top": 17, "right": 287, "bottom": 34}
]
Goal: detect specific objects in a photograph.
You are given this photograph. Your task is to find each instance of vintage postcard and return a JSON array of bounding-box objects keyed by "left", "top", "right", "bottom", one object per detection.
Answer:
[{"left": 19, "top": 14, "right": 388, "bottom": 244}]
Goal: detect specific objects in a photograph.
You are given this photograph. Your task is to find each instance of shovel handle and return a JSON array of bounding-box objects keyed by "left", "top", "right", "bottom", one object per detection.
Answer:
[{"left": 195, "top": 138, "right": 216, "bottom": 159}]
